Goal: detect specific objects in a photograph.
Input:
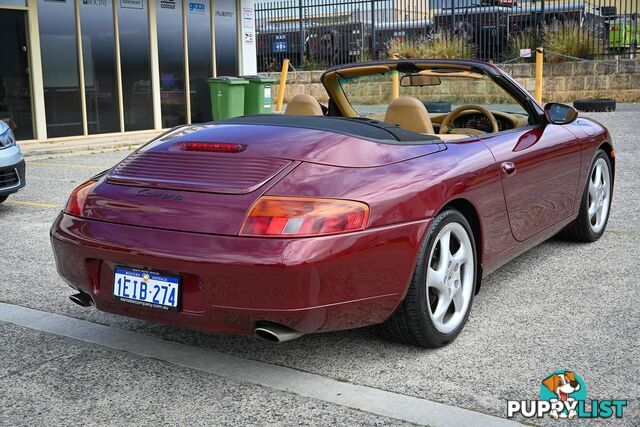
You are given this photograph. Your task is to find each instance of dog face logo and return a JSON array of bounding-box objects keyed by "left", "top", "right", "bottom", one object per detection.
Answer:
[
  {"left": 540, "top": 370, "right": 587, "bottom": 419},
  {"left": 542, "top": 371, "right": 581, "bottom": 401}
]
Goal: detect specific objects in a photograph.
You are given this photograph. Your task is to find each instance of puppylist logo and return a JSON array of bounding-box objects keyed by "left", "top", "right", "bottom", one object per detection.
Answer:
[{"left": 507, "top": 370, "right": 628, "bottom": 420}]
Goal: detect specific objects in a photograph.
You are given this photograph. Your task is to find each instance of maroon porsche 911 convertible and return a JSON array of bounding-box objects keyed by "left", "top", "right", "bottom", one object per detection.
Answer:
[{"left": 51, "top": 59, "right": 614, "bottom": 347}]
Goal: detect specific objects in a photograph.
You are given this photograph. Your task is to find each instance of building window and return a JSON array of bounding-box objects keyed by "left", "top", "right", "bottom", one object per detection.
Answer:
[
  {"left": 38, "top": 0, "right": 83, "bottom": 138},
  {"left": 214, "top": 0, "right": 237, "bottom": 77},
  {"left": 0, "top": 0, "right": 28, "bottom": 7},
  {"left": 118, "top": 0, "right": 154, "bottom": 131},
  {"left": 157, "top": 0, "right": 185, "bottom": 127},
  {"left": 0, "top": 9, "right": 34, "bottom": 140},
  {"left": 186, "top": 0, "right": 211, "bottom": 123},
  {"left": 80, "top": 0, "right": 120, "bottom": 134}
]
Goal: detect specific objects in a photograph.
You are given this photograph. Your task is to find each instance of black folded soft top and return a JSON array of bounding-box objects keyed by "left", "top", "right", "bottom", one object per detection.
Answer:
[{"left": 215, "top": 115, "right": 440, "bottom": 144}]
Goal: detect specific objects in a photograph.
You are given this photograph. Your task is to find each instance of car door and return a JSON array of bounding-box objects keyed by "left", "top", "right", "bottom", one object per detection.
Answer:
[{"left": 480, "top": 124, "right": 581, "bottom": 242}]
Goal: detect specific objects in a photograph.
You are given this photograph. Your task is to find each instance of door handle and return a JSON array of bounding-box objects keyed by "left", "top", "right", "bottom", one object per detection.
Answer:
[{"left": 501, "top": 162, "right": 517, "bottom": 175}]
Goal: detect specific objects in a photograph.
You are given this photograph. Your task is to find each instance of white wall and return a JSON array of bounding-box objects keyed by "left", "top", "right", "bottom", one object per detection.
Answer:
[{"left": 238, "top": 0, "right": 257, "bottom": 75}]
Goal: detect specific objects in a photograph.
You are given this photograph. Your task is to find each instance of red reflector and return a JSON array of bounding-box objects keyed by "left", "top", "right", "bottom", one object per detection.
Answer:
[
  {"left": 172, "top": 142, "right": 247, "bottom": 153},
  {"left": 240, "top": 196, "right": 369, "bottom": 238},
  {"left": 64, "top": 179, "right": 96, "bottom": 217}
]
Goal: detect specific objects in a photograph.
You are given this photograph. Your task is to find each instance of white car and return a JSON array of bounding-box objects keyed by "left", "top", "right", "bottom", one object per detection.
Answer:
[{"left": 0, "top": 120, "right": 25, "bottom": 204}]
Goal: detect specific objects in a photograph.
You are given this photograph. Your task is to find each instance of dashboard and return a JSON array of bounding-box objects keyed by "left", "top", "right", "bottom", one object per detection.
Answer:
[{"left": 452, "top": 113, "right": 514, "bottom": 133}]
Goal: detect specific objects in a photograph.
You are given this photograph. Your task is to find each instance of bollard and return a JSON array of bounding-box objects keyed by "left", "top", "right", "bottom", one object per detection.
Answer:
[
  {"left": 392, "top": 54, "right": 399, "bottom": 101},
  {"left": 275, "top": 59, "right": 289, "bottom": 113},
  {"left": 535, "top": 47, "right": 544, "bottom": 104}
]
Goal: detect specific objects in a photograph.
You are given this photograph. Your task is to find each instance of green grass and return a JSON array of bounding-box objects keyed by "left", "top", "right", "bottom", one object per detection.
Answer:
[
  {"left": 386, "top": 33, "right": 472, "bottom": 59},
  {"left": 544, "top": 20, "right": 600, "bottom": 62},
  {"left": 506, "top": 31, "right": 537, "bottom": 63}
]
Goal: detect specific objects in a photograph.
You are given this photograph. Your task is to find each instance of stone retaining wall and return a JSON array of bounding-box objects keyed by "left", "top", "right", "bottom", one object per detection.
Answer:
[{"left": 261, "top": 59, "right": 640, "bottom": 104}]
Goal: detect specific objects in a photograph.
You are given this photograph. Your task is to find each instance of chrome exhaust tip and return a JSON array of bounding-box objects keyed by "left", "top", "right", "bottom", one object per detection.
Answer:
[
  {"left": 69, "top": 292, "right": 94, "bottom": 308},
  {"left": 254, "top": 322, "right": 302, "bottom": 343}
]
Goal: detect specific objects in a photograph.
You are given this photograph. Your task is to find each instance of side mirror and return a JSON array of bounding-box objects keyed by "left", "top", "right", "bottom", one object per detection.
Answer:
[{"left": 544, "top": 103, "right": 578, "bottom": 125}]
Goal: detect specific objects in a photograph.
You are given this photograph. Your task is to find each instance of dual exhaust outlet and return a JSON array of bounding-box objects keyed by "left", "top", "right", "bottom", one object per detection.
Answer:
[{"left": 69, "top": 292, "right": 301, "bottom": 343}]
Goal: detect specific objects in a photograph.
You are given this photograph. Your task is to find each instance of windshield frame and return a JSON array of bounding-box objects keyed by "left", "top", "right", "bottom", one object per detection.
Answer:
[{"left": 321, "top": 60, "right": 545, "bottom": 123}]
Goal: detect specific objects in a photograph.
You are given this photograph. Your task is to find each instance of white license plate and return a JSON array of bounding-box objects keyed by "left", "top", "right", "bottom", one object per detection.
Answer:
[{"left": 113, "top": 267, "right": 180, "bottom": 311}]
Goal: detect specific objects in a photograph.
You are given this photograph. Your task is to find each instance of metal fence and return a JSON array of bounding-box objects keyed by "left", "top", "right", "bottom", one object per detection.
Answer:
[{"left": 255, "top": 0, "right": 639, "bottom": 71}]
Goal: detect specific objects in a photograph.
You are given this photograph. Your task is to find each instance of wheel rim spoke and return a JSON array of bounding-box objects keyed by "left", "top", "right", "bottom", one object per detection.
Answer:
[
  {"left": 451, "top": 245, "right": 466, "bottom": 265},
  {"left": 432, "top": 294, "right": 451, "bottom": 323},
  {"left": 588, "top": 180, "right": 597, "bottom": 200},
  {"left": 594, "top": 164, "right": 603, "bottom": 186},
  {"left": 427, "top": 266, "right": 447, "bottom": 294},
  {"left": 452, "top": 286, "right": 464, "bottom": 312},
  {"left": 438, "top": 230, "right": 452, "bottom": 271}
]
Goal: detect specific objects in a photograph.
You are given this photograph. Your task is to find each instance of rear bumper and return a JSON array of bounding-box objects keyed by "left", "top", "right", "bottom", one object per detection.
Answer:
[{"left": 51, "top": 213, "right": 430, "bottom": 335}]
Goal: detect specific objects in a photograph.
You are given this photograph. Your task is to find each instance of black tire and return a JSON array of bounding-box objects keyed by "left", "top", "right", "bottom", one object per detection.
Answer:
[
  {"left": 573, "top": 98, "right": 616, "bottom": 112},
  {"left": 561, "top": 150, "right": 613, "bottom": 242},
  {"left": 0, "top": 195, "right": 8, "bottom": 204},
  {"left": 382, "top": 209, "right": 477, "bottom": 348}
]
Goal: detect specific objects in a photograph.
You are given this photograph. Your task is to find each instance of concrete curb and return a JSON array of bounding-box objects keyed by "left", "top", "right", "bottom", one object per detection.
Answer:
[
  {"left": 0, "top": 302, "right": 521, "bottom": 427},
  {"left": 22, "top": 140, "right": 143, "bottom": 157},
  {"left": 19, "top": 131, "right": 162, "bottom": 158}
]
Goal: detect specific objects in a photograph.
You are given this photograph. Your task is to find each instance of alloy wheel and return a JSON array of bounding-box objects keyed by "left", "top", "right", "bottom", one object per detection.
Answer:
[
  {"left": 426, "top": 222, "right": 475, "bottom": 334},
  {"left": 588, "top": 157, "right": 611, "bottom": 234}
]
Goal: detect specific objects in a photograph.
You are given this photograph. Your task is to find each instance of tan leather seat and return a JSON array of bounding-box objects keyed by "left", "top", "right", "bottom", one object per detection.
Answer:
[
  {"left": 384, "top": 96, "right": 469, "bottom": 141},
  {"left": 285, "top": 94, "right": 323, "bottom": 116},
  {"left": 384, "top": 96, "right": 435, "bottom": 134}
]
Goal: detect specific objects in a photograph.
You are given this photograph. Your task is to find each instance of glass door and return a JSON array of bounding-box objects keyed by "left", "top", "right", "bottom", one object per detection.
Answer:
[
  {"left": 214, "top": 0, "right": 238, "bottom": 76},
  {"left": 0, "top": 9, "right": 34, "bottom": 140}
]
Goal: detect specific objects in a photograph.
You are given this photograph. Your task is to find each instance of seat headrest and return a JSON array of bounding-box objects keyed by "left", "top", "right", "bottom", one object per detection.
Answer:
[
  {"left": 384, "top": 96, "right": 435, "bottom": 134},
  {"left": 285, "top": 94, "right": 323, "bottom": 116}
]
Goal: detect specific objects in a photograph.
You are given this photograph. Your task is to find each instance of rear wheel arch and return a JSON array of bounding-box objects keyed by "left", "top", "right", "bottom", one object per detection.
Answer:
[{"left": 440, "top": 198, "right": 484, "bottom": 294}]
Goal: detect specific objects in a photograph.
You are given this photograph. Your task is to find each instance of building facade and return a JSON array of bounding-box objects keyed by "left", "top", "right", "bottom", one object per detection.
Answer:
[{"left": 0, "top": 0, "right": 257, "bottom": 141}]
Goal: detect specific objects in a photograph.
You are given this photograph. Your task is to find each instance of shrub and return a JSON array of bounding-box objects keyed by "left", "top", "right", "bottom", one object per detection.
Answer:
[
  {"left": 544, "top": 20, "right": 600, "bottom": 62},
  {"left": 386, "top": 37, "right": 428, "bottom": 59},
  {"left": 424, "top": 33, "right": 472, "bottom": 59},
  {"left": 358, "top": 46, "right": 372, "bottom": 62},
  {"left": 506, "top": 31, "right": 537, "bottom": 62},
  {"left": 387, "top": 33, "right": 472, "bottom": 59}
]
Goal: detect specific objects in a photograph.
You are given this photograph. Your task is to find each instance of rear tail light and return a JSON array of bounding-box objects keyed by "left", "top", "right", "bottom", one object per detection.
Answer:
[
  {"left": 240, "top": 196, "right": 369, "bottom": 237},
  {"left": 64, "top": 179, "right": 96, "bottom": 217}
]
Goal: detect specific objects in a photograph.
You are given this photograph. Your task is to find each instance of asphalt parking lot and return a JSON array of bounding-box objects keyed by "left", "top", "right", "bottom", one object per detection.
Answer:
[{"left": 1, "top": 110, "right": 639, "bottom": 426}]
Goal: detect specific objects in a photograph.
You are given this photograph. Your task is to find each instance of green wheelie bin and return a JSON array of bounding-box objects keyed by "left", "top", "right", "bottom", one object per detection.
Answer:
[
  {"left": 207, "top": 77, "right": 248, "bottom": 120},
  {"left": 242, "top": 75, "right": 276, "bottom": 115}
]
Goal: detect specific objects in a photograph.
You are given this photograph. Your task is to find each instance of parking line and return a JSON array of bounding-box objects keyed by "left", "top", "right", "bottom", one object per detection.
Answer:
[
  {"left": 0, "top": 302, "right": 519, "bottom": 427},
  {"left": 26, "top": 176, "right": 79, "bottom": 183},
  {"left": 5, "top": 200, "right": 58, "bottom": 208},
  {"left": 28, "top": 162, "right": 105, "bottom": 170}
]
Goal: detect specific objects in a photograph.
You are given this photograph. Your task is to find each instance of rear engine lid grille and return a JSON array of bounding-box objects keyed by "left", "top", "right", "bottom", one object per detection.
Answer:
[{"left": 107, "top": 152, "right": 292, "bottom": 194}]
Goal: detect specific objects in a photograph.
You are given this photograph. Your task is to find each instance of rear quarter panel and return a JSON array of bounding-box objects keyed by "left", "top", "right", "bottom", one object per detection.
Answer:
[{"left": 269, "top": 139, "right": 515, "bottom": 276}]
